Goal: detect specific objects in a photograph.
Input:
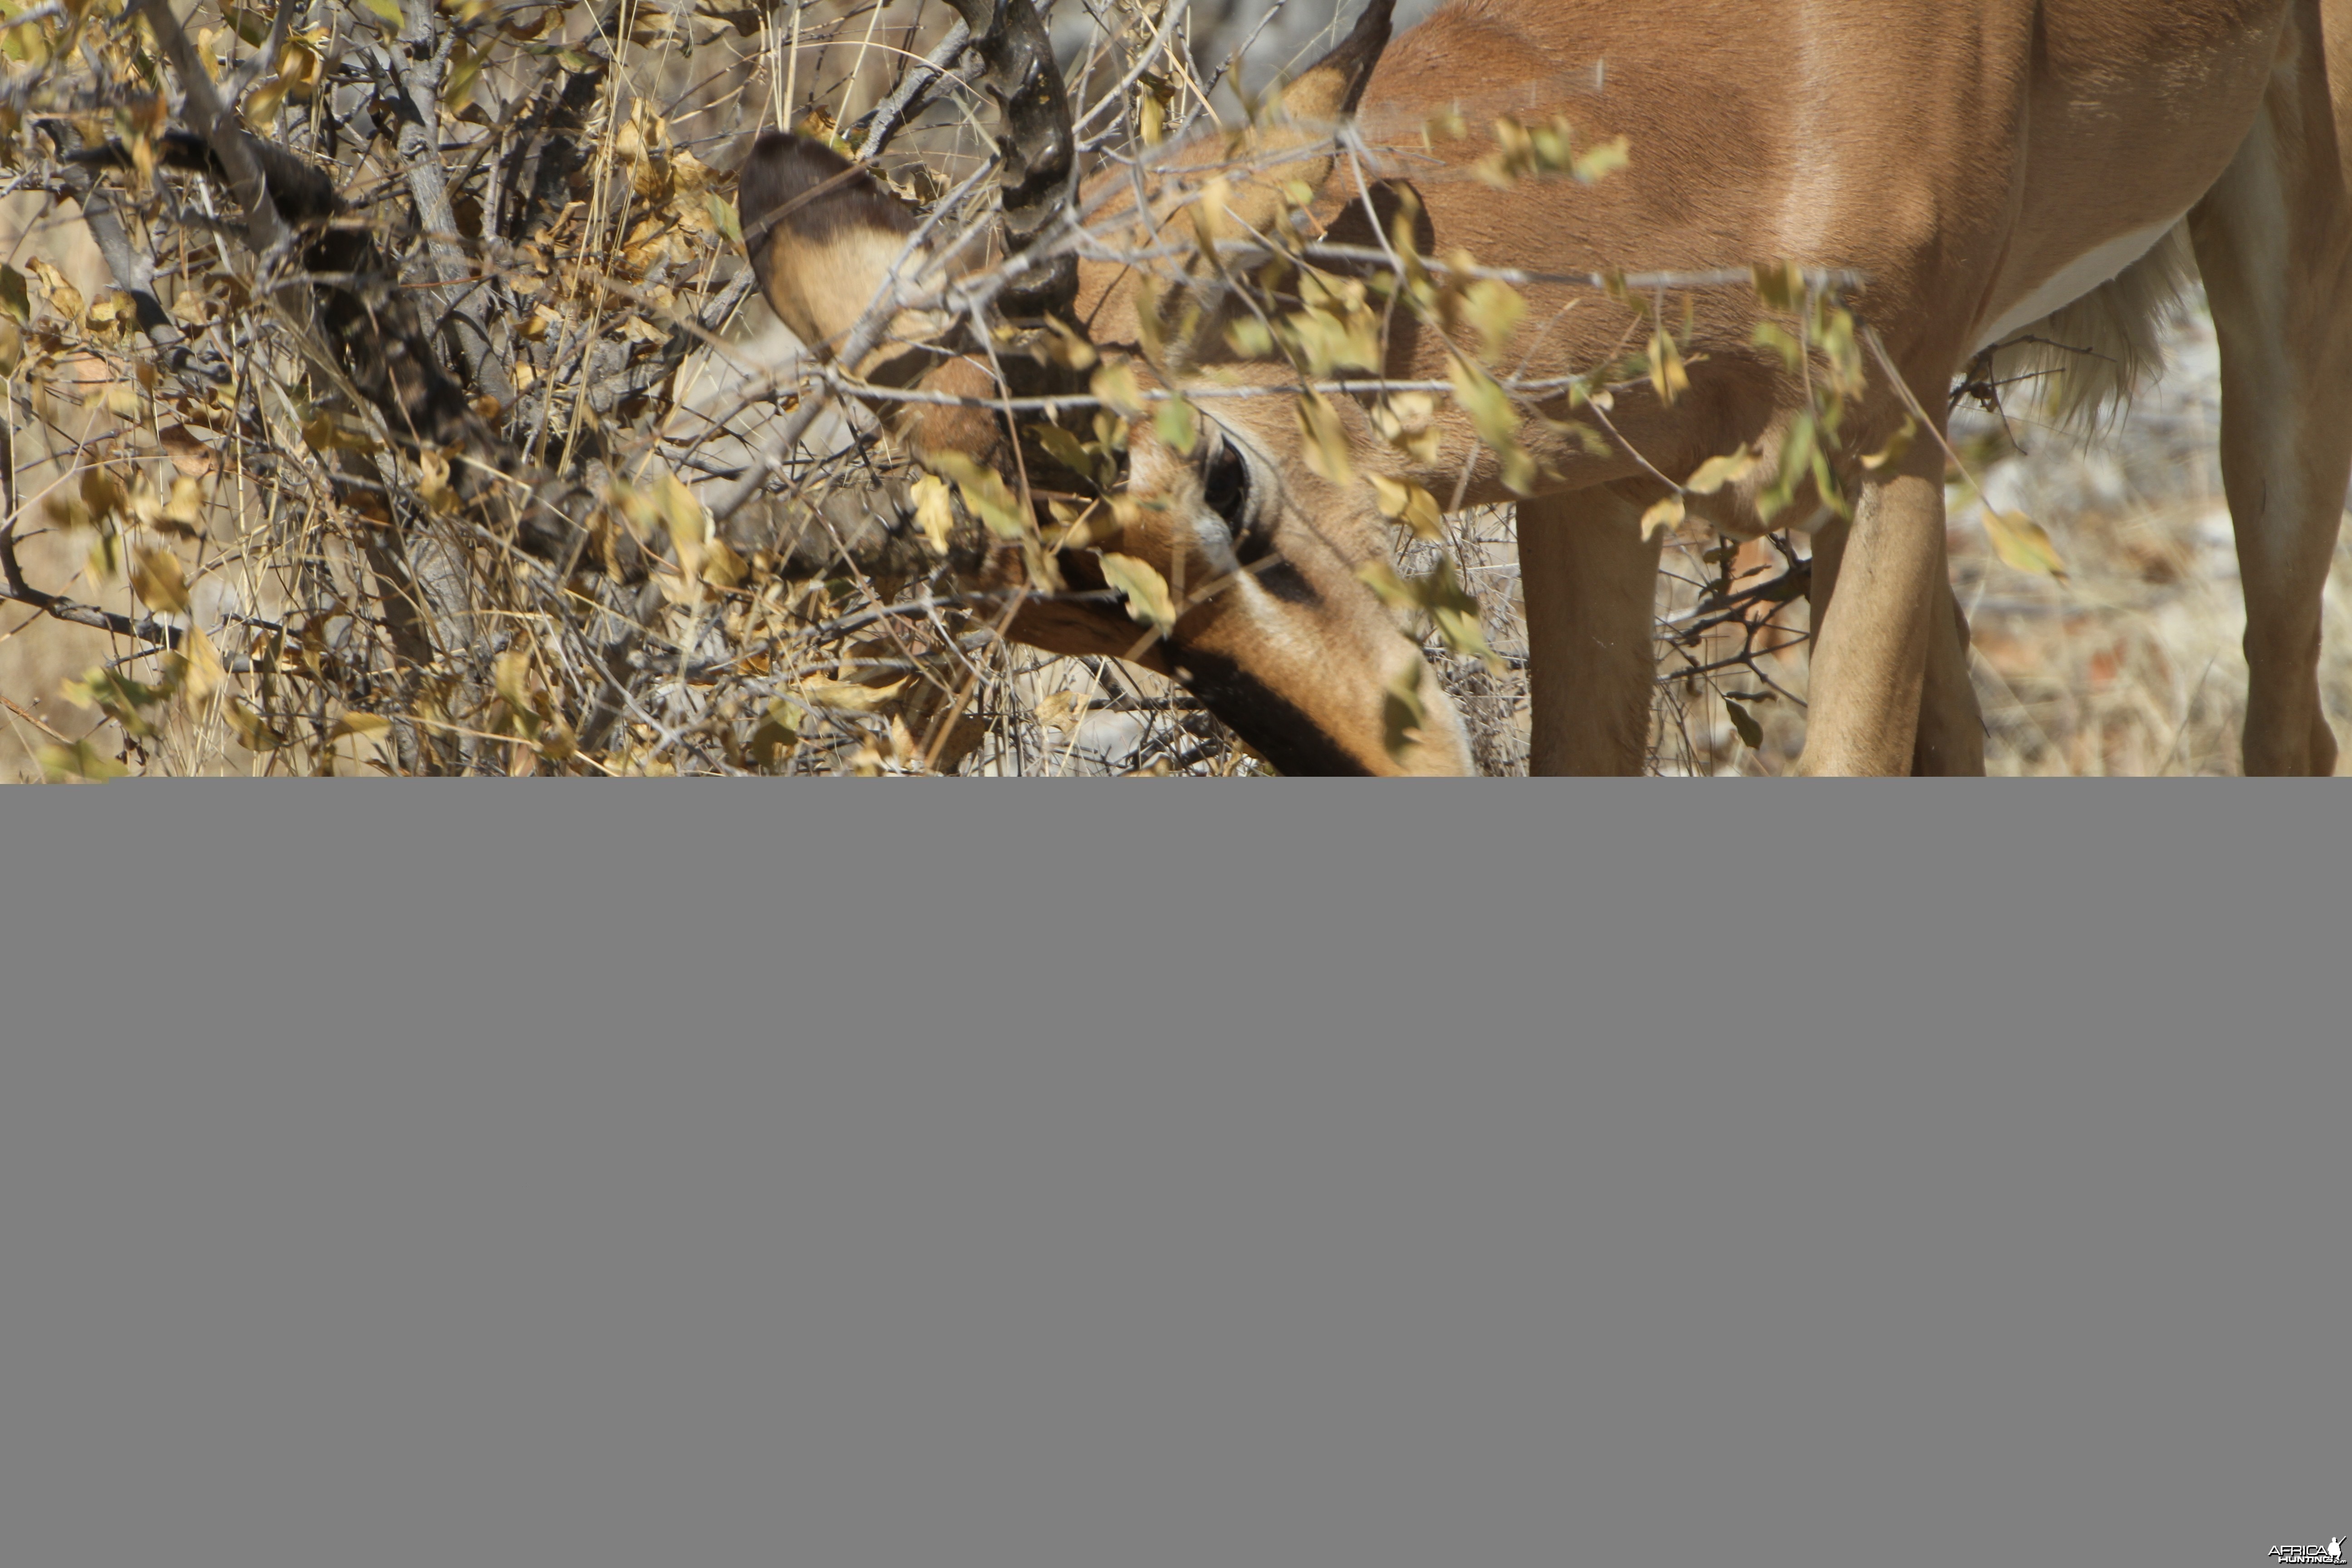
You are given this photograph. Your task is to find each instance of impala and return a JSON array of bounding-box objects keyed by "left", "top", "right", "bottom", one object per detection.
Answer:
[{"left": 740, "top": 0, "right": 2350, "bottom": 775}]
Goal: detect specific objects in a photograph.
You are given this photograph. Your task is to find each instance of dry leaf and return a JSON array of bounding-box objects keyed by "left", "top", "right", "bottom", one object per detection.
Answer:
[
  {"left": 1982, "top": 509, "right": 2069, "bottom": 579},
  {"left": 1640, "top": 495, "right": 1686, "bottom": 542},
  {"left": 799, "top": 677, "right": 909, "bottom": 713},
  {"left": 1100, "top": 552, "right": 1178, "bottom": 635},
  {"left": 1371, "top": 475, "right": 1443, "bottom": 540}
]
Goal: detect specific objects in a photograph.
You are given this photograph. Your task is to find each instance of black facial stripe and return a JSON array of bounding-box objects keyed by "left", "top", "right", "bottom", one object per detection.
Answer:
[
  {"left": 1172, "top": 647, "right": 1372, "bottom": 777},
  {"left": 1250, "top": 558, "right": 1320, "bottom": 606}
]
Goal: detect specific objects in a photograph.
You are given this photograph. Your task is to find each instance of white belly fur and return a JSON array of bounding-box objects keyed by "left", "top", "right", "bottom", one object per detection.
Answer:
[{"left": 1973, "top": 214, "right": 2187, "bottom": 353}]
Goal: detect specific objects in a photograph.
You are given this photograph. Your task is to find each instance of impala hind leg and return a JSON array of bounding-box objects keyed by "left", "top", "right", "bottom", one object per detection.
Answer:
[
  {"left": 2188, "top": 18, "right": 2352, "bottom": 775},
  {"left": 1519, "top": 486, "right": 1666, "bottom": 774},
  {"left": 1808, "top": 513, "right": 1985, "bottom": 775}
]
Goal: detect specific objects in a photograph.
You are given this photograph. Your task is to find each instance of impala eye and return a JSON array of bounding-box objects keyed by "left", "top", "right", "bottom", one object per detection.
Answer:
[
  {"left": 1201, "top": 435, "right": 1250, "bottom": 525},
  {"left": 1199, "top": 434, "right": 1274, "bottom": 564}
]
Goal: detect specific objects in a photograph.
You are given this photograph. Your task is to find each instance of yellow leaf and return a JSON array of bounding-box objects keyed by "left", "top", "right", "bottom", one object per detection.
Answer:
[
  {"left": 1446, "top": 356, "right": 1538, "bottom": 494},
  {"left": 1225, "top": 316, "right": 1275, "bottom": 358},
  {"left": 163, "top": 475, "right": 208, "bottom": 527},
  {"left": 1982, "top": 509, "right": 2069, "bottom": 579},
  {"left": 359, "top": 0, "right": 403, "bottom": 28},
  {"left": 1356, "top": 559, "right": 1414, "bottom": 611},
  {"left": 1457, "top": 278, "right": 1525, "bottom": 365},
  {"left": 492, "top": 650, "right": 534, "bottom": 714},
  {"left": 750, "top": 698, "right": 803, "bottom": 767},
  {"left": 1684, "top": 447, "right": 1759, "bottom": 495},
  {"left": 1090, "top": 360, "right": 1146, "bottom": 420},
  {"left": 1043, "top": 314, "right": 1097, "bottom": 371},
  {"left": 246, "top": 75, "right": 290, "bottom": 129},
  {"left": 1647, "top": 328, "right": 1689, "bottom": 408},
  {"left": 1860, "top": 417, "right": 1917, "bottom": 473},
  {"left": 1371, "top": 475, "right": 1443, "bottom": 541},
  {"left": 130, "top": 546, "right": 190, "bottom": 615},
  {"left": 1370, "top": 392, "right": 1442, "bottom": 465},
  {"left": 224, "top": 699, "right": 287, "bottom": 752},
  {"left": 1572, "top": 135, "right": 1631, "bottom": 183},
  {"left": 926, "top": 451, "right": 1028, "bottom": 540},
  {"left": 177, "top": 624, "right": 225, "bottom": 707},
  {"left": 86, "top": 528, "right": 121, "bottom": 583},
  {"left": 1100, "top": 551, "right": 1178, "bottom": 635},
  {"left": 800, "top": 676, "right": 908, "bottom": 713},
  {"left": 1189, "top": 175, "right": 1234, "bottom": 258},
  {"left": 701, "top": 537, "right": 749, "bottom": 588},
  {"left": 301, "top": 412, "right": 378, "bottom": 453},
  {"left": 1640, "top": 495, "right": 1685, "bottom": 542},
  {"left": 329, "top": 711, "right": 392, "bottom": 741},
  {"left": 910, "top": 474, "right": 956, "bottom": 554},
  {"left": 1295, "top": 392, "right": 1355, "bottom": 487},
  {"left": 80, "top": 468, "right": 126, "bottom": 520}
]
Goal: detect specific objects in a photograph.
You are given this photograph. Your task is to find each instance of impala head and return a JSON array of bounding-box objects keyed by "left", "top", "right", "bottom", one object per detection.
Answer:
[{"left": 737, "top": 0, "right": 1471, "bottom": 775}]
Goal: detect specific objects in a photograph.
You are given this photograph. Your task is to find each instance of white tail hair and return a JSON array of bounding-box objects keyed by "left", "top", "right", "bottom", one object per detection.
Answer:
[{"left": 1980, "top": 222, "right": 2198, "bottom": 433}]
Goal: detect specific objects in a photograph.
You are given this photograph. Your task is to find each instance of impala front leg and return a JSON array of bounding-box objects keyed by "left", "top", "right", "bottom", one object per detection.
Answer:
[
  {"left": 1519, "top": 485, "right": 1666, "bottom": 775},
  {"left": 1808, "top": 510, "right": 1985, "bottom": 776},
  {"left": 1795, "top": 436, "right": 1949, "bottom": 775}
]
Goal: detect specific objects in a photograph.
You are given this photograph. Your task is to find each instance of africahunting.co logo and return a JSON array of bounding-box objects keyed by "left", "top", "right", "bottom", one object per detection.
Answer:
[{"left": 2269, "top": 1538, "right": 2343, "bottom": 1563}]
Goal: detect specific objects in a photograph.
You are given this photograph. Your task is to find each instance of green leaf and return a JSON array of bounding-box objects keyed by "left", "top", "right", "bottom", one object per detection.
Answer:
[
  {"left": 1752, "top": 320, "right": 1804, "bottom": 374},
  {"left": 707, "top": 192, "right": 742, "bottom": 247},
  {"left": 1381, "top": 659, "right": 1426, "bottom": 764},
  {"left": 38, "top": 740, "right": 128, "bottom": 782},
  {"left": 0, "top": 264, "right": 28, "bottom": 324},
  {"left": 60, "top": 667, "right": 170, "bottom": 738},
  {"left": 357, "top": 0, "right": 404, "bottom": 28},
  {"left": 1155, "top": 393, "right": 1198, "bottom": 456},
  {"left": 1756, "top": 412, "right": 1817, "bottom": 524}
]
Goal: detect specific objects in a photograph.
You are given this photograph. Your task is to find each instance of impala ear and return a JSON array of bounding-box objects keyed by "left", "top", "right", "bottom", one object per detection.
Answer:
[
  {"left": 1206, "top": 1, "right": 1396, "bottom": 238},
  {"left": 737, "top": 132, "right": 921, "bottom": 358},
  {"left": 1275, "top": 0, "right": 1393, "bottom": 123}
]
